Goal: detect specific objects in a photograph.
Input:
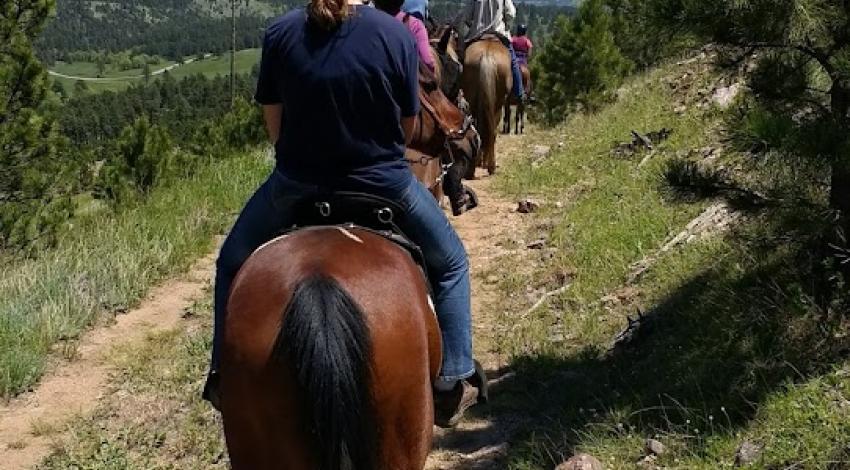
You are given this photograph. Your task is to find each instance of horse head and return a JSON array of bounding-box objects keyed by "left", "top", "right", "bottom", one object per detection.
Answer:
[
  {"left": 442, "top": 118, "right": 481, "bottom": 216},
  {"left": 431, "top": 25, "right": 463, "bottom": 102}
]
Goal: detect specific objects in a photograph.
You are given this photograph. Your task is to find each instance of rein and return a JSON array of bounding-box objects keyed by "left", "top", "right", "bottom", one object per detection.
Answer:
[
  {"left": 405, "top": 147, "right": 453, "bottom": 191},
  {"left": 418, "top": 89, "right": 472, "bottom": 140}
]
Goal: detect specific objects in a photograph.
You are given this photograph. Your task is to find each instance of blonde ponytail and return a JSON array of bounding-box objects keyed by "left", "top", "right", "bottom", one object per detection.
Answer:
[{"left": 308, "top": 0, "right": 350, "bottom": 30}]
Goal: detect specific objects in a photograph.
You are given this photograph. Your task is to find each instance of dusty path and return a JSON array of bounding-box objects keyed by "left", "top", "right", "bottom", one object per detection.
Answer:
[
  {"left": 0, "top": 253, "right": 216, "bottom": 470},
  {"left": 426, "top": 133, "right": 529, "bottom": 469},
  {"left": 0, "top": 133, "right": 531, "bottom": 469}
]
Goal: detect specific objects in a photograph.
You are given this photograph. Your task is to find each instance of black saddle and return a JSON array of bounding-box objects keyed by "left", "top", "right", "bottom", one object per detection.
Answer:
[{"left": 289, "top": 192, "right": 429, "bottom": 282}]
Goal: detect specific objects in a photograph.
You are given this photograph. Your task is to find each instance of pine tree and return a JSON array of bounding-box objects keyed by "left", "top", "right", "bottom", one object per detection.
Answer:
[
  {"left": 533, "top": 0, "right": 633, "bottom": 123},
  {"left": 655, "top": 0, "right": 850, "bottom": 246},
  {"left": 0, "top": 0, "right": 74, "bottom": 252}
]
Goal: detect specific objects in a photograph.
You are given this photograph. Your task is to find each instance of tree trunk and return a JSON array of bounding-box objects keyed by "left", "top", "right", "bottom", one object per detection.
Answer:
[
  {"left": 829, "top": 81, "right": 850, "bottom": 287},
  {"left": 830, "top": 82, "right": 850, "bottom": 231},
  {"left": 230, "top": 0, "right": 236, "bottom": 109}
]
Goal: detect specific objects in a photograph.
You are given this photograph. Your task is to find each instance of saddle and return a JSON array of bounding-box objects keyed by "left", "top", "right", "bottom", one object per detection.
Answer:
[
  {"left": 289, "top": 192, "right": 430, "bottom": 282},
  {"left": 477, "top": 32, "right": 506, "bottom": 43}
]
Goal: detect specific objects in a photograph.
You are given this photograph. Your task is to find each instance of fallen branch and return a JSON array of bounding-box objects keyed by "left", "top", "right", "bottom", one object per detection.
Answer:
[{"left": 517, "top": 284, "right": 571, "bottom": 321}]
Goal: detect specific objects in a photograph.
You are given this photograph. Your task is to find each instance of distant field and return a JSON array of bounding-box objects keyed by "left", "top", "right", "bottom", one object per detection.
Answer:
[
  {"left": 51, "top": 59, "right": 175, "bottom": 79},
  {"left": 50, "top": 49, "right": 261, "bottom": 94},
  {"left": 166, "top": 49, "right": 260, "bottom": 80}
]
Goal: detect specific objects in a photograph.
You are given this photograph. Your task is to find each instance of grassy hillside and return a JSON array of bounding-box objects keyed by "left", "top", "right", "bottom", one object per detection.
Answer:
[
  {"left": 0, "top": 151, "right": 270, "bottom": 399},
  {"left": 29, "top": 55, "right": 850, "bottom": 469},
  {"left": 492, "top": 63, "right": 850, "bottom": 467}
]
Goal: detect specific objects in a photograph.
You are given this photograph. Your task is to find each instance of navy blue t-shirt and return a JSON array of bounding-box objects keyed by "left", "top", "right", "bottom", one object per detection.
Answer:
[{"left": 255, "top": 6, "right": 420, "bottom": 194}]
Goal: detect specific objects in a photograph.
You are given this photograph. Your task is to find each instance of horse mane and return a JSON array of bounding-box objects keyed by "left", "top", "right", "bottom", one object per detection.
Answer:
[{"left": 273, "top": 274, "right": 378, "bottom": 470}]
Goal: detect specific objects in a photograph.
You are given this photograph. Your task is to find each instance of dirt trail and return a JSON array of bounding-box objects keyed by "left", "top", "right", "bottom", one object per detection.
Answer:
[
  {"left": 0, "top": 133, "right": 531, "bottom": 469},
  {"left": 0, "top": 253, "right": 216, "bottom": 470},
  {"left": 426, "top": 133, "right": 529, "bottom": 469}
]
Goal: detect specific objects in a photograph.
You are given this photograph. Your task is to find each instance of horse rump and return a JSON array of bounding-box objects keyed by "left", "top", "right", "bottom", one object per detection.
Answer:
[{"left": 273, "top": 274, "right": 379, "bottom": 470}]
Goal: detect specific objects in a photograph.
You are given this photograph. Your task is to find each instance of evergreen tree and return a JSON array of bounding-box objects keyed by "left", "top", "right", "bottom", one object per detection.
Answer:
[
  {"left": 50, "top": 80, "right": 66, "bottom": 99},
  {"left": 654, "top": 0, "right": 850, "bottom": 247},
  {"left": 0, "top": 0, "right": 74, "bottom": 252},
  {"left": 95, "top": 116, "right": 177, "bottom": 202},
  {"left": 604, "top": 0, "right": 690, "bottom": 68},
  {"left": 73, "top": 79, "right": 89, "bottom": 95},
  {"left": 533, "top": 0, "right": 632, "bottom": 123}
]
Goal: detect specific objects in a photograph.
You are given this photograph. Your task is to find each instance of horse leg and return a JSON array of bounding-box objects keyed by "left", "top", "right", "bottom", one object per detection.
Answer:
[
  {"left": 486, "top": 142, "right": 497, "bottom": 175},
  {"left": 514, "top": 103, "right": 525, "bottom": 134},
  {"left": 502, "top": 103, "right": 511, "bottom": 134}
]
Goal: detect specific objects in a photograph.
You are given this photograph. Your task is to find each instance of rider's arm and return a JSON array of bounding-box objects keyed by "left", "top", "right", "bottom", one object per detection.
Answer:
[
  {"left": 256, "top": 29, "right": 284, "bottom": 145},
  {"left": 263, "top": 104, "right": 283, "bottom": 144},
  {"left": 412, "top": 20, "right": 436, "bottom": 71},
  {"left": 504, "top": 0, "right": 516, "bottom": 25},
  {"left": 398, "top": 32, "right": 420, "bottom": 146}
]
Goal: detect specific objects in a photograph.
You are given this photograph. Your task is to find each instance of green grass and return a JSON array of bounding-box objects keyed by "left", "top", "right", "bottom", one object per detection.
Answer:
[
  {"left": 0, "top": 150, "right": 271, "bottom": 399},
  {"left": 487, "top": 64, "right": 850, "bottom": 468},
  {"left": 38, "top": 305, "right": 228, "bottom": 470},
  {"left": 166, "top": 49, "right": 260, "bottom": 81},
  {"left": 29, "top": 58, "right": 850, "bottom": 469},
  {"left": 50, "top": 49, "right": 260, "bottom": 94},
  {"left": 51, "top": 60, "right": 175, "bottom": 79}
]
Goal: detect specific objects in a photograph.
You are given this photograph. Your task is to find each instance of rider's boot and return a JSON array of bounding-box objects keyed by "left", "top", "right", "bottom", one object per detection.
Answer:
[{"left": 433, "top": 359, "right": 488, "bottom": 427}]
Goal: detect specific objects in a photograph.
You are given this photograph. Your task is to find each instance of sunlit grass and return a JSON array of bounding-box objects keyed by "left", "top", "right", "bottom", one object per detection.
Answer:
[{"left": 0, "top": 151, "right": 270, "bottom": 399}]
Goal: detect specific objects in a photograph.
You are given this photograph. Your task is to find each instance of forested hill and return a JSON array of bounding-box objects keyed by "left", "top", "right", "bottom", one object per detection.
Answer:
[
  {"left": 37, "top": 0, "right": 299, "bottom": 62},
  {"left": 38, "top": 0, "right": 575, "bottom": 63}
]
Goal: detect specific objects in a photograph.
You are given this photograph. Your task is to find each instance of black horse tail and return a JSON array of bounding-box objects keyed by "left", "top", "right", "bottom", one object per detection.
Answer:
[{"left": 274, "top": 274, "right": 378, "bottom": 470}]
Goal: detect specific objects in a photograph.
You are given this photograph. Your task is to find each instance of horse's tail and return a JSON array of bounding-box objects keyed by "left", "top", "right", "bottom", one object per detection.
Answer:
[
  {"left": 475, "top": 51, "right": 498, "bottom": 159},
  {"left": 274, "top": 274, "right": 377, "bottom": 470}
]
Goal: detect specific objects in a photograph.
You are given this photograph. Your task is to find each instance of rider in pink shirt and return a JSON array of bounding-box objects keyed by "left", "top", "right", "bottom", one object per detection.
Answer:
[
  {"left": 397, "top": 11, "right": 436, "bottom": 71},
  {"left": 511, "top": 24, "right": 532, "bottom": 66},
  {"left": 375, "top": 0, "right": 436, "bottom": 71}
]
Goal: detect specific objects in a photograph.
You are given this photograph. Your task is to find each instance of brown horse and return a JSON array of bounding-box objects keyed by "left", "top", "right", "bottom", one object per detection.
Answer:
[
  {"left": 407, "top": 65, "right": 480, "bottom": 216},
  {"left": 407, "top": 148, "right": 445, "bottom": 203},
  {"left": 430, "top": 25, "right": 463, "bottom": 102},
  {"left": 461, "top": 36, "right": 512, "bottom": 177},
  {"left": 220, "top": 226, "right": 442, "bottom": 469},
  {"left": 503, "top": 64, "right": 531, "bottom": 134}
]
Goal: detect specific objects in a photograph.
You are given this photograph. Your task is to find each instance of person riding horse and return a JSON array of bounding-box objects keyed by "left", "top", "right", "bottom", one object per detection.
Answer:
[
  {"left": 392, "top": 0, "right": 435, "bottom": 71},
  {"left": 460, "top": 0, "right": 525, "bottom": 103},
  {"left": 203, "top": 0, "right": 486, "bottom": 430},
  {"left": 402, "top": 0, "right": 428, "bottom": 22},
  {"left": 511, "top": 23, "right": 532, "bottom": 66}
]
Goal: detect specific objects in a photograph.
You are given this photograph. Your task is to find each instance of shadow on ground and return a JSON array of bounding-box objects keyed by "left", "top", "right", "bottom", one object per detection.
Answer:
[{"left": 441, "top": 208, "right": 850, "bottom": 468}]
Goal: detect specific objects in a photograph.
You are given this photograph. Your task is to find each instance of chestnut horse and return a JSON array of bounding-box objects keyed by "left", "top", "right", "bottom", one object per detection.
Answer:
[
  {"left": 461, "top": 36, "right": 512, "bottom": 176},
  {"left": 503, "top": 64, "right": 531, "bottom": 134},
  {"left": 221, "top": 226, "right": 442, "bottom": 469},
  {"left": 408, "top": 64, "right": 480, "bottom": 216}
]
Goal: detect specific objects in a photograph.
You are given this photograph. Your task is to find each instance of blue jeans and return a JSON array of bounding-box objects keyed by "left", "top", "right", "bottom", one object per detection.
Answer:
[
  {"left": 210, "top": 170, "right": 475, "bottom": 383},
  {"left": 508, "top": 44, "right": 525, "bottom": 100}
]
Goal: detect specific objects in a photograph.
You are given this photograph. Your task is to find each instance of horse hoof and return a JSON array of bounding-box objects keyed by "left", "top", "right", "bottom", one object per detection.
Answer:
[{"left": 464, "top": 185, "right": 479, "bottom": 210}]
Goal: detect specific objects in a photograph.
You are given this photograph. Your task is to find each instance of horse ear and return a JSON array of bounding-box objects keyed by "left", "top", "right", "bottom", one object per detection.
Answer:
[{"left": 437, "top": 27, "right": 451, "bottom": 53}]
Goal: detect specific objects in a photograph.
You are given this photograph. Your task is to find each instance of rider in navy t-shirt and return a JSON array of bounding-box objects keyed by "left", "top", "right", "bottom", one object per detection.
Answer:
[
  {"left": 205, "top": 1, "right": 484, "bottom": 428},
  {"left": 256, "top": 6, "right": 419, "bottom": 194}
]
